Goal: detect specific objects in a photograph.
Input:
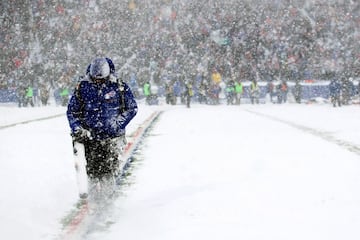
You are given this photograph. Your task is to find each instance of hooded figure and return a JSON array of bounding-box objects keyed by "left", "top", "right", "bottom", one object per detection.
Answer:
[{"left": 67, "top": 57, "right": 138, "bottom": 187}]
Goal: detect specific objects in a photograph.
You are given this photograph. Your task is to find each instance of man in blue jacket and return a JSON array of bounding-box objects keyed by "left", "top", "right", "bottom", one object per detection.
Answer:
[{"left": 67, "top": 57, "right": 137, "bottom": 183}]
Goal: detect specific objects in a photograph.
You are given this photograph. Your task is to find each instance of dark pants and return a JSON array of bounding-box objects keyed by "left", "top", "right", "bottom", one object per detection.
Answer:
[
  {"left": 84, "top": 137, "right": 124, "bottom": 180},
  {"left": 331, "top": 95, "right": 341, "bottom": 107}
]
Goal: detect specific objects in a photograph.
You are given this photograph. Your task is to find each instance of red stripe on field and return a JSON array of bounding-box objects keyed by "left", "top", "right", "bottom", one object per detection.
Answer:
[{"left": 65, "top": 202, "right": 89, "bottom": 235}]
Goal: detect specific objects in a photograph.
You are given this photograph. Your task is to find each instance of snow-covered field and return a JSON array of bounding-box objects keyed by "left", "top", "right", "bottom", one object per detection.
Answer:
[{"left": 1, "top": 102, "right": 360, "bottom": 240}]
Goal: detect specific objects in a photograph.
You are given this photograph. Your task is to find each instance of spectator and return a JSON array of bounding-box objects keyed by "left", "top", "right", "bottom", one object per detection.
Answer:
[
  {"left": 341, "top": 77, "right": 355, "bottom": 105},
  {"left": 198, "top": 80, "right": 208, "bottom": 104},
  {"left": 329, "top": 79, "right": 341, "bottom": 107},
  {"left": 267, "top": 81, "right": 276, "bottom": 103},
  {"left": 143, "top": 81, "right": 151, "bottom": 104},
  {"left": 184, "top": 82, "right": 193, "bottom": 108},
  {"left": 211, "top": 69, "right": 222, "bottom": 85},
  {"left": 250, "top": 79, "right": 260, "bottom": 104},
  {"left": 225, "top": 80, "right": 235, "bottom": 105},
  {"left": 40, "top": 84, "right": 50, "bottom": 106},
  {"left": 17, "top": 85, "right": 27, "bottom": 108},
  {"left": 60, "top": 85, "right": 70, "bottom": 106},
  {"left": 208, "top": 83, "right": 221, "bottom": 105},
  {"left": 280, "top": 81, "right": 288, "bottom": 103},
  {"left": 25, "top": 86, "right": 34, "bottom": 107},
  {"left": 293, "top": 81, "right": 302, "bottom": 104},
  {"left": 234, "top": 80, "right": 243, "bottom": 105},
  {"left": 165, "top": 82, "right": 175, "bottom": 105}
]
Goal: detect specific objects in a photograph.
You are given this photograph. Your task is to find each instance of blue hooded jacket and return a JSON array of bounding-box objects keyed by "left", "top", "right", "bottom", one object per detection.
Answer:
[{"left": 67, "top": 76, "right": 138, "bottom": 140}]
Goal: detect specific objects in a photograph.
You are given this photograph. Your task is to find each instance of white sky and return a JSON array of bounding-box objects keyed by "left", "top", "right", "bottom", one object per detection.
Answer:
[{"left": 0, "top": 102, "right": 360, "bottom": 240}]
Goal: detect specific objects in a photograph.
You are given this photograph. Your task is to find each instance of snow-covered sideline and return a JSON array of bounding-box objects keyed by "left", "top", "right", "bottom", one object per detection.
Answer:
[
  {"left": 0, "top": 103, "right": 159, "bottom": 240},
  {"left": 1, "top": 103, "right": 360, "bottom": 240}
]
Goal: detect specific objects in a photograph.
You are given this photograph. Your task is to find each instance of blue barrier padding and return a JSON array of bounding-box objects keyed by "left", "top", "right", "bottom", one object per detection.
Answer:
[{"left": 0, "top": 89, "right": 18, "bottom": 102}]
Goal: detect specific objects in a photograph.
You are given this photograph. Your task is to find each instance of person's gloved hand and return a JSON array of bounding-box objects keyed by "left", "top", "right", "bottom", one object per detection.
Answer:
[
  {"left": 72, "top": 127, "right": 92, "bottom": 143},
  {"left": 109, "top": 115, "right": 126, "bottom": 131}
]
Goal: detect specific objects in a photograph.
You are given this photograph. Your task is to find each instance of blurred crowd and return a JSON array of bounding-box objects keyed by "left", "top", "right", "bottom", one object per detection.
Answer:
[{"left": 0, "top": 0, "right": 359, "bottom": 105}]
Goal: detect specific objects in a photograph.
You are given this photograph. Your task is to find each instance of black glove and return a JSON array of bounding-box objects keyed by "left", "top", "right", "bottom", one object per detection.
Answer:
[{"left": 72, "top": 127, "right": 92, "bottom": 143}]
